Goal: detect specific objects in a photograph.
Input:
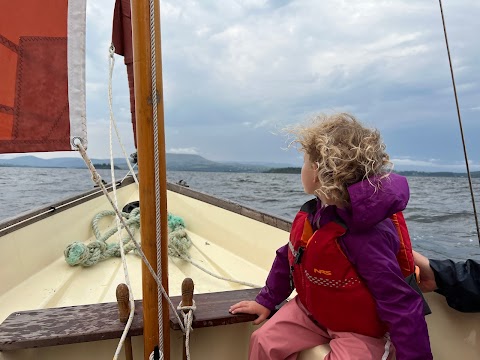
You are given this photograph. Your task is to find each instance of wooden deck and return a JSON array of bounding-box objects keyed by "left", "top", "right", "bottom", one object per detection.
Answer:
[{"left": 0, "top": 288, "right": 259, "bottom": 351}]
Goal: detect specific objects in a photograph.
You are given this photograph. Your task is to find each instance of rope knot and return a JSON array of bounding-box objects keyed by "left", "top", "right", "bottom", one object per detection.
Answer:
[
  {"left": 177, "top": 299, "right": 196, "bottom": 336},
  {"left": 64, "top": 242, "right": 89, "bottom": 266},
  {"left": 177, "top": 299, "right": 197, "bottom": 313},
  {"left": 177, "top": 299, "right": 195, "bottom": 360}
]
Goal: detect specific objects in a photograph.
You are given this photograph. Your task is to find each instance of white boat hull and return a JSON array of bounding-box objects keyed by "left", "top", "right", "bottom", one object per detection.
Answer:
[{"left": 0, "top": 179, "right": 479, "bottom": 359}]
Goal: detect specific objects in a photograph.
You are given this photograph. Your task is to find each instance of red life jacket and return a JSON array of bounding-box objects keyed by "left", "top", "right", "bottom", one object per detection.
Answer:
[
  {"left": 391, "top": 211, "right": 415, "bottom": 278},
  {"left": 288, "top": 200, "right": 414, "bottom": 338}
]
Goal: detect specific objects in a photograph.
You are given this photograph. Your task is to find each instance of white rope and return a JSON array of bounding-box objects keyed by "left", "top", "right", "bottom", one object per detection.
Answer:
[
  {"left": 149, "top": 350, "right": 164, "bottom": 360},
  {"left": 187, "top": 256, "right": 260, "bottom": 288},
  {"left": 148, "top": 0, "right": 164, "bottom": 350},
  {"left": 108, "top": 44, "right": 139, "bottom": 187},
  {"left": 120, "top": 163, "right": 138, "bottom": 183},
  {"left": 75, "top": 142, "right": 186, "bottom": 334},
  {"left": 177, "top": 300, "right": 196, "bottom": 360},
  {"left": 106, "top": 47, "right": 137, "bottom": 360},
  {"left": 169, "top": 243, "right": 261, "bottom": 288}
]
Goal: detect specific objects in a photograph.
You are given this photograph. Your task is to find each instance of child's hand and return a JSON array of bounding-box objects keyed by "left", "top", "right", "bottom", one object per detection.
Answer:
[{"left": 229, "top": 301, "right": 271, "bottom": 325}]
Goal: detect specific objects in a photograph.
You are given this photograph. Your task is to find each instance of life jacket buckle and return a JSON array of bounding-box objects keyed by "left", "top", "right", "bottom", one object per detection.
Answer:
[{"left": 295, "top": 247, "right": 304, "bottom": 264}]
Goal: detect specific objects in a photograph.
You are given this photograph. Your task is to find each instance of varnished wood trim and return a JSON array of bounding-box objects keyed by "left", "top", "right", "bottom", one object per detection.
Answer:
[
  {"left": 167, "top": 182, "right": 292, "bottom": 232},
  {"left": 1, "top": 178, "right": 292, "bottom": 238},
  {"left": 0, "top": 288, "right": 260, "bottom": 351}
]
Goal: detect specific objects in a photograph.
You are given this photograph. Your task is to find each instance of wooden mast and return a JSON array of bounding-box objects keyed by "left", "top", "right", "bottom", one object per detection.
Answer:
[{"left": 130, "top": 0, "right": 170, "bottom": 359}]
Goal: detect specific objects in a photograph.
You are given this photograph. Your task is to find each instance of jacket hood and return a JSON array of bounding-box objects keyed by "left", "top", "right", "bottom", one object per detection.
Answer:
[{"left": 336, "top": 173, "right": 409, "bottom": 231}]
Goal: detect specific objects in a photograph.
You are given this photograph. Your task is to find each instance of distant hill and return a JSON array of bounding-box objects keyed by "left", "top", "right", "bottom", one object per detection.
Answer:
[
  {"left": 3, "top": 155, "right": 479, "bottom": 177},
  {"left": 264, "top": 167, "right": 301, "bottom": 174},
  {"left": 0, "top": 154, "right": 278, "bottom": 173},
  {"left": 396, "top": 170, "right": 480, "bottom": 178},
  {"left": 0, "top": 156, "right": 128, "bottom": 169},
  {"left": 264, "top": 167, "right": 480, "bottom": 178},
  {"left": 223, "top": 160, "right": 294, "bottom": 169},
  {"left": 164, "top": 154, "right": 269, "bottom": 172}
]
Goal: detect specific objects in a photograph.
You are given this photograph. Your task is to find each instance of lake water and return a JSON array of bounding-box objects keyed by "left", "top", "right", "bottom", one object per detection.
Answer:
[{"left": 1, "top": 167, "right": 479, "bottom": 261}]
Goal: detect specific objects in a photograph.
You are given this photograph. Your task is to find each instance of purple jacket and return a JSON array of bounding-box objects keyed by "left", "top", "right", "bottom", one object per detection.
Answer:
[{"left": 256, "top": 174, "right": 432, "bottom": 360}]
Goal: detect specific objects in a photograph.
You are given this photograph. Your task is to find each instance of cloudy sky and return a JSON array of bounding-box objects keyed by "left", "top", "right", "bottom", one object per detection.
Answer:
[{"left": 12, "top": 0, "right": 480, "bottom": 171}]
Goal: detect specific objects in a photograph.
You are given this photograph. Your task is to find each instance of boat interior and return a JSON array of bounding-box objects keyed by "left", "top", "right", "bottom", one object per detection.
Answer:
[{"left": 0, "top": 178, "right": 479, "bottom": 359}]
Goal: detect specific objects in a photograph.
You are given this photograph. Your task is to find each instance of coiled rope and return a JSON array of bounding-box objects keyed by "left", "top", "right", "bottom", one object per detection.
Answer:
[
  {"left": 64, "top": 209, "right": 140, "bottom": 267},
  {"left": 64, "top": 208, "right": 260, "bottom": 286},
  {"left": 64, "top": 207, "right": 261, "bottom": 289},
  {"left": 64, "top": 210, "right": 192, "bottom": 267}
]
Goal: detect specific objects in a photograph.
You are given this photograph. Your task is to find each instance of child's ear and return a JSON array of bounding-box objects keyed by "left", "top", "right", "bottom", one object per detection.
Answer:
[{"left": 312, "top": 162, "right": 320, "bottom": 183}]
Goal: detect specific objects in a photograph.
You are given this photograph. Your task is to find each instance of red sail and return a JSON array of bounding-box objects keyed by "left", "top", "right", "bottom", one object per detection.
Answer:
[
  {"left": 0, "top": 0, "right": 86, "bottom": 154},
  {"left": 112, "top": 0, "right": 137, "bottom": 148}
]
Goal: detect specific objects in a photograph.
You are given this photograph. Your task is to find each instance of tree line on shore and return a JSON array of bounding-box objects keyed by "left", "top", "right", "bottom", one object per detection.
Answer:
[{"left": 263, "top": 167, "right": 480, "bottom": 178}]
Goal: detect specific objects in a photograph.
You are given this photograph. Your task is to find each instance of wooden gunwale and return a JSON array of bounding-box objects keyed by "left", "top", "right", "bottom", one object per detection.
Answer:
[
  {"left": 0, "top": 175, "right": 136, "bottom": 236},
  {"left": 0, "top": 178, "right": 292, "bottom": 236}
]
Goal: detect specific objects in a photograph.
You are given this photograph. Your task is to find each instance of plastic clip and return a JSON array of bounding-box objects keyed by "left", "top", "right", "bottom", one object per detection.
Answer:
[{"left": 295, "top": 247, "right": 304, "bottom": 264}]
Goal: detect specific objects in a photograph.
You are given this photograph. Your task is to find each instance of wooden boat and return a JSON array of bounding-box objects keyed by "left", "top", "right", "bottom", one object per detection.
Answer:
[
  {"left": 0, "top": 178, "right": 287, "bottom": 359},
  {"left": 0, "top": 0, "right": 479, "bottom": 359},
  {"left": 0, "top": 177, "right": 479, "bottom": 359}
]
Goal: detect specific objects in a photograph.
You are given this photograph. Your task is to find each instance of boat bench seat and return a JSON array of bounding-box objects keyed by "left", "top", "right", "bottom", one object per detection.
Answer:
[{"left": 0, "top": 288, "right": 260, "bottom": 351}]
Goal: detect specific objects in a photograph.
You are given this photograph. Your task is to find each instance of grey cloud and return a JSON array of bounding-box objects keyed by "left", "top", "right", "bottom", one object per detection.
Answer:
[{"left": 74, "top": 0, "right": 479, "bottom": 170}]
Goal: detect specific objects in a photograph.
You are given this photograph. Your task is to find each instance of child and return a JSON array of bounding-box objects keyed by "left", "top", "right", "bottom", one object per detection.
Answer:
[{"left": 230, "top": 113, "right": 432, "bottom": 360}]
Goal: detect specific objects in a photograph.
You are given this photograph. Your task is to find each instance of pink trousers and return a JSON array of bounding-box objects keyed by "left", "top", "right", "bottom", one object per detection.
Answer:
[{"left": 249, "top": 296, "right": 394, "bottom": 360}]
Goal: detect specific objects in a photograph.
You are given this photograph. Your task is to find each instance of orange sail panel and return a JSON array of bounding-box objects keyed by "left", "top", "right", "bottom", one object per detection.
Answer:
[
  {"left": 112, "top": 0, "right": 137, "bottom": 148},
  {"left": 0, "top": 0, "right": 87, "bottom": 153}
]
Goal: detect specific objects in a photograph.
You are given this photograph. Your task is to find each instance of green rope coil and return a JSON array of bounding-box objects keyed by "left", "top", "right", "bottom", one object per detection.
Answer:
[{"left": 64, "top": 208, "right": 192, "bottom": 267}]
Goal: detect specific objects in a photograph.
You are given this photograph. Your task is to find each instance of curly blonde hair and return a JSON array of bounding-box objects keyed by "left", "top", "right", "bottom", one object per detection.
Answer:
[{"left": 288, "top": 113, "right": 392, "bottom": 205}]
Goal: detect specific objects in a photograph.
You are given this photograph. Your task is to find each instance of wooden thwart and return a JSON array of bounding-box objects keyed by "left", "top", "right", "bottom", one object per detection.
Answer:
[{"left": 0, "top": 288, "right": 260, "bottom": 351}]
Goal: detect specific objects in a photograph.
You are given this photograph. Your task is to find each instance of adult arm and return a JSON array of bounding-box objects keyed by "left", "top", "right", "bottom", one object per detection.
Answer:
[
  {"left": 413, "top": 250, "right": 480, "bottom": 312},
  {"left": 430, "top": 258, "right": 480, "bottom": 312},
  {"left": 344, "top": 230, "right": 432, "bottom": 360}
]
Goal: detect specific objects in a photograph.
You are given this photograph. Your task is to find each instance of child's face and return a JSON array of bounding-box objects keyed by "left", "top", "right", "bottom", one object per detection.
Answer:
[
  {"left": 301, "top": 153, "right": 319, "bottom": 195},
  {"left": 301, "top": 153, "right": 338, "bottom": 206}
]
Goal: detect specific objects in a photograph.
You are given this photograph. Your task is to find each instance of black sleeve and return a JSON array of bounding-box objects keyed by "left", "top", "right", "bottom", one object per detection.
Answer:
[{"left": 430, "top": 259, "right": 480, "bottom": 312}]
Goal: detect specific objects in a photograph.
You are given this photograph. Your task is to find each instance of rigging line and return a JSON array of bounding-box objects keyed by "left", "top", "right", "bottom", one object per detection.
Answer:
[
  {"left": 120, "top": 163, "right": 137, "bottom": 183},
  {"left": 108, "top": 45, "right": 139, "bottom": 188},
  {"left": 108, "top": 45, "right": 136, "bottom": 360},
  {"left": 437, "top": 0, "right": 480, "bottom": 245},
  {"left": 148, "top": 0, "right": 164, "bottom": 352},
  {"left": 107, "top": 46, "right": 135, "bottom": 190}
]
